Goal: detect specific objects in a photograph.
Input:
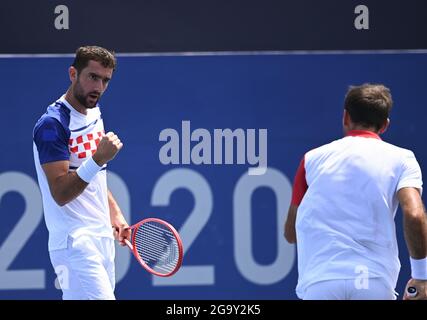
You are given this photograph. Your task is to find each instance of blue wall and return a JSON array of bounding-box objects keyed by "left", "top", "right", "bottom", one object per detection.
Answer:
[{"left": 0, "top": 53, "right": 426, "bottom": 299}]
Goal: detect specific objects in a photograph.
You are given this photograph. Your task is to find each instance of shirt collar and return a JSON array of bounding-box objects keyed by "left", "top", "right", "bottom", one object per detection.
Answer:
[
  {"left": 58, "top": 95, "right": 84, "bottom": 116},
  {"left": 58, "top": 94, "right": 99, "bottom": 119},
  {"left": 345, "top": 130, "right": 382, "bottom": 140}
]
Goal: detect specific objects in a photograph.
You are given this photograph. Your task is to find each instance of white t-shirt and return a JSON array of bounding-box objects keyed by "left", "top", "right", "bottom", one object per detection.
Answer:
[
  {"left": 33, "top": 95, "right": 113, "bottom": 251},
  {"left": 292, "top": 130, "right": 423, "bottom": 299}
]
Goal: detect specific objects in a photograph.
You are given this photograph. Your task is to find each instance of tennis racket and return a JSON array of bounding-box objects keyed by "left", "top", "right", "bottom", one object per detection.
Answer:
[{"left": 124, "top": 218, "right": 183, "bottom": 277}]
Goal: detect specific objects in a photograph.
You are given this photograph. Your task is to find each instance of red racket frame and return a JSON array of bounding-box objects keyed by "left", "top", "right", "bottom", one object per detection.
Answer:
[{"left": 124, "top": 217, "right": 183, "bottom": 277}]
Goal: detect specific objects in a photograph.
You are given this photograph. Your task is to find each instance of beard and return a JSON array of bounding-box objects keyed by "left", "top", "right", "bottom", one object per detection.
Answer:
[{"left": 73, "top": 79, "right": 100, "bottom": 109}]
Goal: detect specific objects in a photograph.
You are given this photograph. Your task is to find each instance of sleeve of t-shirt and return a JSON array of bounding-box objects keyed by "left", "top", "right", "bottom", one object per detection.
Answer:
[
  {"left": 397, "top": 151, "right": 423, "bottom": 195},
  {"left": 290, "top": 156, "right": 308, "bottom": 206},
  {"left": 33, "top": 116, "right": 70, "bottom": 164}
]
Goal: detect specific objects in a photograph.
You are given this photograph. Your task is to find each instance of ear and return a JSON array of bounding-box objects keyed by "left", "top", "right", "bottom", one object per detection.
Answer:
[
  {"left": 343, "top": 109, "right": 351, "bottom": 128},
  {"left": 69, "top": 66, "right": 77, "bottom": 82},
  {"left": 378, "top": 118, "right": 390, "bottom": 134}
]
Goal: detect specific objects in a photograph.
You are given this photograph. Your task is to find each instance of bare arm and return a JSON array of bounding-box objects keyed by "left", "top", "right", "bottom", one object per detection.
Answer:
[
  {"left": 284, "top": 205, "right": 298, "bottom": 244},
  {"left": 398, "top": 187, "right": 427, "bottom": 300},
  {"left": 108, "top": 190, "right": 131, "bottom": 246},
  {"left": 284, "top": 157, "right": 307, "bottom": 244},
  {"left": 398, "top": 187, "right": 427, "bottom": 259},
  {"left": 41, "top": 132, "right": 123, "bottom": 207},
  {"left": 42, "top": 160, "right": 88, "bottom": 206}
]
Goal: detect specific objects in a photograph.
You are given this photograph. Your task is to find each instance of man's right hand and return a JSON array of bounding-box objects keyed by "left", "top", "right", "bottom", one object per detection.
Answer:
[
  {"left": 93, "top": 132, "right": 123, "bottom": 166},
  {"left": 403, "top": 278, "right": 427, "bottom": 300}
]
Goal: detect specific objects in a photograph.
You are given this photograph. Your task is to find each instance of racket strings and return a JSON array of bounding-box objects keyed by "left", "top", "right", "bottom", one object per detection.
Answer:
[{"left": 134, "top": 221, "right": 180, "bottom": 275}]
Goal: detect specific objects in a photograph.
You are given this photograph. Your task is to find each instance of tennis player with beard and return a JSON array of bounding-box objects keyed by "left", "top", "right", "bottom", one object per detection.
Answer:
[{"left": 33, "top": 46, "right": 131, "bottom": 299}]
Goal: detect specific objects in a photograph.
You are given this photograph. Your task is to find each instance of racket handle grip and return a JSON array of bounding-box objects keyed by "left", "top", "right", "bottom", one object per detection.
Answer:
[
  {"left": 124, "top": 239, "right": 133, "bottom": 250},
  {"left": 407, "top": 286, "right": 418, "bottom": 298}
]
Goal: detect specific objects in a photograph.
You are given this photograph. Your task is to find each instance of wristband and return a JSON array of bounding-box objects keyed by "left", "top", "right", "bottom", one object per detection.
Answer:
[
  {"left": 76, "top": 157, "right": 102, "bottom": 183},
  {"left": 410, "top": 257, "right": 427, "bottom": 280}
]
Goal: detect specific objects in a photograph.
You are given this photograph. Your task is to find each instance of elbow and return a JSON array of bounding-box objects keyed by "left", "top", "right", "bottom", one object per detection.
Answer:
[
  {"left": 284, "top": 205, "right": 298, "bottom": 244},
  {"left": 288, "top": 237, "right": 297, "bottom": 244},
  {"left": 54, "top": 198, "right": 68, "bottom": 207},
  {"left": 404, "top": 210, "right": 426, "bottom": 224},
  {"left": 285, "top": 232, "right": 297, "bottom": 244},
  {"left": 284, "top": 224, "right": 297, "bottom": 244},
  {"left": 52, "top": 193, "right": 70, "bottom": 207}
]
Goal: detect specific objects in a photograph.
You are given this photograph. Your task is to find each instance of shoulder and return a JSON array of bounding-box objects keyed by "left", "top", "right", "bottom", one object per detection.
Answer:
[
  {"left": 305, "top": 138, "right": 343, "bottom": 159},
  {"left": 33, "top": 102, "right": 72, "bottom": 142},
  {"left": 378, "top": 140, "right": 417, "bottom": 161},
  {"left": 45, "top": 101, "right": 71, "bottom": 127},
  {"left": 33, "top": 102, "right": 71, "bottom": 136}
]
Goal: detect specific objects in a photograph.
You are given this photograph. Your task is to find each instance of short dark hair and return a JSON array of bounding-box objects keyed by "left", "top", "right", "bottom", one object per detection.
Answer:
[
  {"left": 71, "top": 46, "right": 116, "bottom": 73},
  {"left": 344, "top": 83, "right": 393, "bottom": 131}
]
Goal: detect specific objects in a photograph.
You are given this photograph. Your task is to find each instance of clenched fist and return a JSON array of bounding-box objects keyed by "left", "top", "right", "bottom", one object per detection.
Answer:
[{"left": 92, "top": 132, "right": 123, "bottom": 166}]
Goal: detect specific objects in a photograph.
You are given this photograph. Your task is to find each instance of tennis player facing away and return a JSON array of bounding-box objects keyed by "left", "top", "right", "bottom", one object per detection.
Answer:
[
  {"left": 284, "top": 84, "right": 427, "bottom": 300},
  {"left": 33, "top": 46, "right": 131, "bottom": 300}
]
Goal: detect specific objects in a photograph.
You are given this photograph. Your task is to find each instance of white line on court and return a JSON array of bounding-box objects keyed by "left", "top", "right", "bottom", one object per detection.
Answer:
[{"left": 1, "top": 49, "right": 427, "bottom": 58}]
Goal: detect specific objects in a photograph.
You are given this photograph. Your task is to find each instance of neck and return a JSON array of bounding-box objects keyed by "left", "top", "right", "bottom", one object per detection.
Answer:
[
  {"left": 65, "top": 87, "right": 87, "bottom": 115},
  {"left": 345, "top": 124, "right": 379, "bottom": 135}
]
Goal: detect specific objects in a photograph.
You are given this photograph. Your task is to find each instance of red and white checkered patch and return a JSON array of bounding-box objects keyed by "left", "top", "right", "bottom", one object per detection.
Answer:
[{"left": 69, "top": 131, "right": 104, "bottom": 159}]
